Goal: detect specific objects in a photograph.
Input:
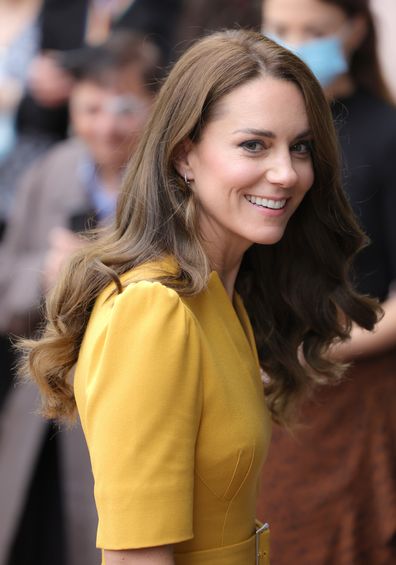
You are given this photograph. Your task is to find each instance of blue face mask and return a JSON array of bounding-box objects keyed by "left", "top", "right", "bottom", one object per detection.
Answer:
[{"left": 266, "top": 34, "right": 348, "bottom": 87}]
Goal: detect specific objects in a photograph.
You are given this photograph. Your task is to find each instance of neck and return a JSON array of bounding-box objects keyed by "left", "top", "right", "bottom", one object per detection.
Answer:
[
  {"left": 324, "top": 73, "right": 356, "bottom": 101},
  {"left": 216, "top": 262, "right": 241, "bottom": 300},
  {"left": 97, "top": 164, "right": 121, "bottom": 194},
  {"left": 206, "top": 243, "right": 245, "bottom": 299},
  {"left": 199, "top": 214, "right": 250, "bottom": 299}
]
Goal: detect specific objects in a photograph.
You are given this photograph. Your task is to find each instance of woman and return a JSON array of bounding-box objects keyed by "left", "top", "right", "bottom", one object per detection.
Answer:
[
  {"left": 20, "top": 30, "right": 379, "bottom": 564},
  {"left": 260, "top": 1, "right": 396, "bottom": 563}
]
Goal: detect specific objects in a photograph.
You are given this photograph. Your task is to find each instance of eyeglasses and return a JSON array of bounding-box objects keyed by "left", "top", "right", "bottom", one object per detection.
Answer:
[
  {"left": 72, "top": 94, "right": 149, "bottom": 118},
  {"left": 104, "top": 94, "right": 149, "bottom": 117}
]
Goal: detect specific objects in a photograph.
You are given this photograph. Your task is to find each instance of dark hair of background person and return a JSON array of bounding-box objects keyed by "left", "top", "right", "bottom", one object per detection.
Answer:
[
  {"left": 175, "top": 0, "right": 261, "bottom": 54},
  {"left": 322, "top": 0, "right": 393, "bottom": 103},
  {"left": 19, "top": 30, "right": 380, "bottom": 425},
  {"left": 60, "top": 32, "right": 163, "bottom": 93},
  {"left": 16, "top": 0, "right": 183, "bottom": 140}
]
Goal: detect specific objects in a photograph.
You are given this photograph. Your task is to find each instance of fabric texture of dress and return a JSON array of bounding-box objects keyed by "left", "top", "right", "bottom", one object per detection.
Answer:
[{"left": 74, "top": 259, "right": 272, "bottom": 564}]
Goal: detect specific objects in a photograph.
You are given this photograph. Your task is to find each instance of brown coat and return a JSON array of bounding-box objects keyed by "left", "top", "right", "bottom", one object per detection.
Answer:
[
  {"left": 0, "top": 137, "right": 100, "bottom": 565},
  {"left": 0, "top": 137, "right": 92, "bottom": 336}
]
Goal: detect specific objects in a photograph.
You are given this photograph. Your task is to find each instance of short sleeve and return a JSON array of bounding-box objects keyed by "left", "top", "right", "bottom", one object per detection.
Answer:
[{"left": 75, "top": 281, "right": 203, "bottom": 549}]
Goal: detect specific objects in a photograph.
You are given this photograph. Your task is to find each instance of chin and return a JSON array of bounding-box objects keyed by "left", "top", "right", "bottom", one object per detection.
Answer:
[
  {"left": 252, "top": 227, "right": 287, "bottom": 246},
  {"left": 95, "top": 154, "right": 123, "bottom": 168}
]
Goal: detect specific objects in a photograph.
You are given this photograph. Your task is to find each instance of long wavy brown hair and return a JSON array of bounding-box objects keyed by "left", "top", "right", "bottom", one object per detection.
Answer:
[{"left": 19, "top": 29, "right": 380, "bottom": 424}]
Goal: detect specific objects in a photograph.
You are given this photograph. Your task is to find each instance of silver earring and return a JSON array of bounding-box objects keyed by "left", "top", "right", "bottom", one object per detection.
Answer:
[{"left": 184, "top": 172, "right": 191, "bottom": 186}]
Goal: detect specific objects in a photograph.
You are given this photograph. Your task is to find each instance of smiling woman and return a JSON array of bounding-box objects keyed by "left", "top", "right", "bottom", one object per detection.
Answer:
[
  {"left": 175, "top": 77, "right": 314, "bottom": 278},
  {"left": 18, "top": 30, "right": 380, "bottom": 564}
]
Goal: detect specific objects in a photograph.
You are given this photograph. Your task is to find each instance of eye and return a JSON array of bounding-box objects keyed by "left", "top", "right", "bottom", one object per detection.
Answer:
[
  {"left": 290, "top": 140, "right": 312, "bottom": 156},
  {"left": 271, "top": 25, "right": 288, "bottom": 39},
  {"left": 306, "top": 26, "right": 328, "bottom": 39},
  {"left": 82, "top": 105, "right": 101, "bottom": 116},
  {"left": 240, "top": 140, "right": 265, "bottom": 153}
]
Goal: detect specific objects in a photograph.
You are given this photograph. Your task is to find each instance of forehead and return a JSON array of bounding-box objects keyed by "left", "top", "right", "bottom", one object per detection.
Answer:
[
  {"left": 263, "top": 0, "right": 347, "bottom": 29},
  {"left": 72, "top": 64, "right": 149, "bottom": 99},
  {"left": 70, "top": 81, "right": 112, "bottom": 106},
  {"left": 206, "top": 76, "right": 310, "bottom": 137}
]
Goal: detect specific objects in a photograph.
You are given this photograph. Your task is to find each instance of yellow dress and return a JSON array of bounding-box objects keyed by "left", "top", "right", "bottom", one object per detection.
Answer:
[{"left": 74, "top": 259, "right": 272, "bottom": 564}]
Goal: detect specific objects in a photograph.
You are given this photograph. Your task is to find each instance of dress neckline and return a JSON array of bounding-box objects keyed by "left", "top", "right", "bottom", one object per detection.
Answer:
[{"left": 207, "top": 270, "right": 259, "bottom": 367}]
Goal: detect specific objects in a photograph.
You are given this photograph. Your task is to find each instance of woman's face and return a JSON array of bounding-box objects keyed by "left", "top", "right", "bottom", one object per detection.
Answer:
[
  {"left": 262, "top": 0, "right": 366, "bottom": 59},
  {"left": 262, "top": 0, "right": 348, "bottom": 46},
  {"left": 182, "top": 76, "right": 314, "bottom": 266}
]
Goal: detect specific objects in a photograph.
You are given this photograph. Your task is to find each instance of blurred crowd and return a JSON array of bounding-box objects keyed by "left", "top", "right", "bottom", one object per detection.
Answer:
[
  {"left": 0, "top": 2, "right": 260, "bottom": 564},
  {"left": 0, "top": 1, "right": 395, "bottom": 565}
]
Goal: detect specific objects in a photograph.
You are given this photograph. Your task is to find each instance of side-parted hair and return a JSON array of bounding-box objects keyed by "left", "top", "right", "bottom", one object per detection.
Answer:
[{"left": 20, "top": 30, "right": 379, "bottom": 424}]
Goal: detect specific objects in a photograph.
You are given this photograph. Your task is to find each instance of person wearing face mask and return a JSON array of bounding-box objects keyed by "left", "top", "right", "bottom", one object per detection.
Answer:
[{"left": 259, "top": 1, "right": 396, "bottom": 564}]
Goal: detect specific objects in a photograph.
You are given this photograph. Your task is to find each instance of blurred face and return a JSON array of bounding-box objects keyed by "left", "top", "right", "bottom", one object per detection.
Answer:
[
  {"left": 70, "top": 65, "right": 153, "bottom": 169},
  {"left": 262, "top": 0, "right": 362, "bottom": 54},
  {"left": 183, "top": 76, "right": 314, "bottom": 267}
]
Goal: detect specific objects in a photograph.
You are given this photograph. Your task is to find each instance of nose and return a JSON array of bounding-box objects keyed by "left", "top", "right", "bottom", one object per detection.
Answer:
[
  {"left": 98, "top": 111, "right": 121, "bottom": 136},
  {"left": 283, "top": 34, "right": 306, "bottom": 48},
  {"left": 264, "top": 150, "right": 298, "bottom": 188}
]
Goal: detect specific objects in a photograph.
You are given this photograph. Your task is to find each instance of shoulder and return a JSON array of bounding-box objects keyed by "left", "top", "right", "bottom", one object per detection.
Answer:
[
  {"left": 77, "top": 276, "right": 202, "bottom": 404},
  {"left": 97, "top": 259, "right": 187, "bottom": 311},
  {"left": 352, "top": 90, "right": 396, "bottom": 139},
  {"left": 93, "top": 275, "right": 197, "bottom": 340},
  {"left": 115, "top": 279, "right": 187, "bottom": 318},
  {"left": 13, "top": 138, "right": 87, "bottom": 222},
  {"left": 33, "top": 137, "right": 84, "bottom": 171},
  {"left": 18, "top": 137, "right": 84, "bottom": 192}
]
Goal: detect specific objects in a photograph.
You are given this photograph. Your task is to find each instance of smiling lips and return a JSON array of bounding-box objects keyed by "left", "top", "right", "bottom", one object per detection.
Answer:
[{"left": 244, "top": 194, "right": 287, "bottom": 210}]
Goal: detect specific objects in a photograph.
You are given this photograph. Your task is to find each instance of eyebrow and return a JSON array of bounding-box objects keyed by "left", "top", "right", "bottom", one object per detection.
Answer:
[{"left": 232, "top": 128, "right": 313, "bottom": 139}]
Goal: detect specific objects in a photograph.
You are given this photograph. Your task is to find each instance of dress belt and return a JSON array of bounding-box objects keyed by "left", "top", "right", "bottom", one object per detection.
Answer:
[{"left": 174, "top": 522, "right": 270, "bottom": 565}]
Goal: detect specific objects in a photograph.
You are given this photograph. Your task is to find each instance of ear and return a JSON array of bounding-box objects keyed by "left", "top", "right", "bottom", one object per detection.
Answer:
[
  {"left": 345, "top": 14, "right": 368, "bottom": 55},
  {"left": 173, "top": 138, "right": 195, "bottom": 181}
]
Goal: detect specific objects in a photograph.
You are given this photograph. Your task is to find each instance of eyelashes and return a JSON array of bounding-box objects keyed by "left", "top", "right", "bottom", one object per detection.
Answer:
[
  {"left": 290, "top": 140, "right": 313, "bottom": 155},
  {"left": 239, "top": 139, "right": 313, "bottom": 156},
  {"left": 239, "top": 140, "right": 265, "bottom": 152}
]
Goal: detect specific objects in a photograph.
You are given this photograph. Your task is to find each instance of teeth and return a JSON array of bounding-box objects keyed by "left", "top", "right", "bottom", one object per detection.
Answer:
[{"left": 245, "top": 195, "right": 286, "bottom": 209}]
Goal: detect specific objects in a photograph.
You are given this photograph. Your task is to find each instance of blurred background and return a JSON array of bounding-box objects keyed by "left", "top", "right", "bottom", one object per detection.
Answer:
[
  {"left": 372, "top": 0, "right": 396, "bottom": 98},
  {"left": 0, "top": 1, "right": 395, "bottom": 565}
]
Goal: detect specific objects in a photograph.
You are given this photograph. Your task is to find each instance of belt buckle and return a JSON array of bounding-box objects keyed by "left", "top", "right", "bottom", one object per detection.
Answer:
[{"left": 255, "top": 522, "right": 270, "bottom": 565}]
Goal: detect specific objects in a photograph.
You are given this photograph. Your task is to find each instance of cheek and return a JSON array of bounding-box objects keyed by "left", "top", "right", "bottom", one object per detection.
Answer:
[
  {"left": 298, "top": 161, "right": 315, "bottom": 195},
  {"left": 116, "top": 117, "right": 146, "bottom": 142},
  {"left": 72, "top": 116, "right": 94, "bottom": 139},
  {"left": 193, "top": 149, "right": 225, "bottom": 179},
  {"left": 78, "top": 125, "right": 98, "bottom": 144},
  {"left": 193, "top": 149, "right": 259, "bottom": 188},
  {"left": 123, "top": 115, "right": 141, "bottom": 130}
]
